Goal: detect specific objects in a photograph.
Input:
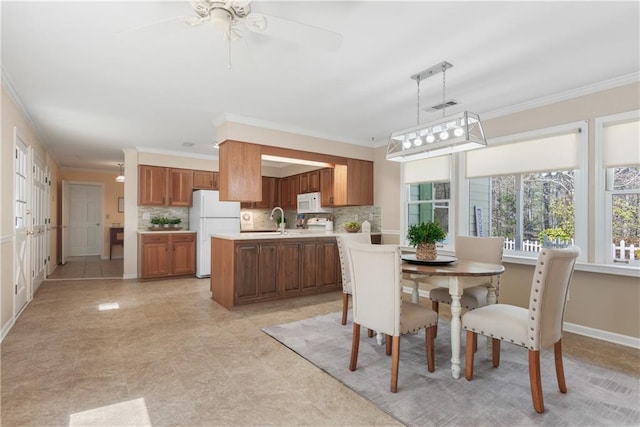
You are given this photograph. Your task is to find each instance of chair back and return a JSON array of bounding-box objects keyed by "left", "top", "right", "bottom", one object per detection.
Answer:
[
  {"left": 346, "top": 242, "right": 402, "bottom": 336},
  {"left": 527, "top": 246, "right": 580, "bottom": 350},
  {"left": 455, "top": 236, "right": 505, "bottom": 287},
  {"left": 336, "top": 233, "right": 371, "bottom": 294},
  {"left": 455, "top": 235, "right": 504, "bottom": 264}
]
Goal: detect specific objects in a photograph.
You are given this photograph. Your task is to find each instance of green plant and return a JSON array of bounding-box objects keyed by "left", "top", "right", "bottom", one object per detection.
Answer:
[
  {"left": 169, "top": 218, "right": 182, "bottom": 226},
  {"left": 150, "top": 216, "right": 163, "bottom": 225},
  {"left": 407, "top": 221, "right": 446, "bottom": 247},
  {"left": 538, "top": 227, "right": 571, "bottom": 243},
  {"left": 345, "top": 221, "right": 360, "bottom": 229}
]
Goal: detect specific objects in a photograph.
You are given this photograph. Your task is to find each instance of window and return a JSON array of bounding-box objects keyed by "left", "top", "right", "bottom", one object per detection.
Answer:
[
  {"left": 599, "top": 114, "right": 640, "bottom": 266},
  {"left": 470, "top": 171, "right": 575, "bottom": 252},
  {"left": 465, "top": 123, "right": 586, "bottom": 256},
  {"left": 407, "top": 182, "right": 450, "bottom": 244},
  {"left": 402, "top": 155, "right": 452, "bottom": 246}
]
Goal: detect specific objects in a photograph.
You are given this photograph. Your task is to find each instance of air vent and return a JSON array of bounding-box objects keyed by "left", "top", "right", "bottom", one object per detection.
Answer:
[
  {"left": 181, "top": 142, "right": 195, "bottom": 147},
  {"left": 430, "top": 100, "right": 460, "bottom": 110}
]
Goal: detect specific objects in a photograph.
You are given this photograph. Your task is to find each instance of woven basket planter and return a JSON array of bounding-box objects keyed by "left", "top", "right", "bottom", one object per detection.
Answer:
[{"left": 416, "top": 243, "right": 437, "bottom": 261}]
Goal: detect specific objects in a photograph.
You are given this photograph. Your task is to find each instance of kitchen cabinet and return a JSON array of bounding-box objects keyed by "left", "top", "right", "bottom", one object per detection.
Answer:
[
  {"left": 279, "top": 175, "right": 299, "bottom": 209},
  {"left": 138, "top": 165, "right": 193, "bottom": 206},
  {"left": 193, "top": 170, "right": 219, "bottom": 190},
  {"left": 320, "top": 168, "right": 335, "bottom": 206},
  {"left": 138, "top": 232, "right": 196, "bottom": 278},
  {"left": 211, "top": 236, "right": 342, "bottom": 309},
  {"left": 299, "top": 170, "right": 321, "bottom": 194},
  {"left": 243, "top": 176, "right": 278, "bottom": 209},
  {"left": 219, "top": 140, "right": 262, "bottom": 202},
  {"left": 330, "top": 159, "right": 374, "bottom": 206}
]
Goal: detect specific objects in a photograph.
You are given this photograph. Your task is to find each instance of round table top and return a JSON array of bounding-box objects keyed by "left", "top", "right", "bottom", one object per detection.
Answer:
[{"left": 401, "top": 259, "right": 505, "bottom": 277}]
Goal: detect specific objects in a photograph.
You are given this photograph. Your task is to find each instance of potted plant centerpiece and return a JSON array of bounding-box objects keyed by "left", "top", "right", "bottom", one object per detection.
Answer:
[{"left": 407, "top": 221, "right": 446, "bottom": 261}]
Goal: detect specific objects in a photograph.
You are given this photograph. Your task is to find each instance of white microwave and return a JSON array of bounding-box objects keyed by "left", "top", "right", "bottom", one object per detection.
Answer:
[{"left": 297, "top": 192, "right": 333, "bottom": 214}]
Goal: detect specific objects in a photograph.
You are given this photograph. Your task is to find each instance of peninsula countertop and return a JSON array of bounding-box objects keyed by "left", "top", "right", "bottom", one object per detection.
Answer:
[{"left": 213, "top": 230, "right": 380, "bottom": 240}]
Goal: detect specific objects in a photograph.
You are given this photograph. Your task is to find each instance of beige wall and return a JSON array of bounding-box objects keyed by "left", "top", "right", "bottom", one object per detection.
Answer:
[{"left": 60, "top": 169, "right": 125, "bottom": 260}]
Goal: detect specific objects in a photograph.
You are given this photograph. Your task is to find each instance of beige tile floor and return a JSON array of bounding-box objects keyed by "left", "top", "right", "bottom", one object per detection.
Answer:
[
  {"left": 2, "top": 276, "right": 638, "bottom": 426},
  {"left": 47, "top": 256, "right": 123, "bottom": 280}
]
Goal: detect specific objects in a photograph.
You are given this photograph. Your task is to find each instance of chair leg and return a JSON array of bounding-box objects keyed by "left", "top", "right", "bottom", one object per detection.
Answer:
[
  {"left": 426, "top": 325, "right": 435, "bottom": 372},
  {"left": 390, "top": 335, "right": 400, "bottom": 393},
  {"left": 492, "top": 338, "right": 501, "bottom": 367},
  {"left": 385, "top": 334, "right": 392, "bottom": 356},
  {"left": 367, "top": 329, "right": 374, "bottom": 338},
  {"left": 341, "top": 293, "right": 349, "bottom": 325},
  {"left": 554, "top": 339, "right": 567, "bottom": 393},
  {"left": 431, "top": 301, "right": 439, "bottom": 338},
  {"left": 465, "top": 330, "right": 476, "bottom": 380},
  {"left": 349, "top": 323, "right": 361, "bottom": 371},
  {"left": 528, "top": 349, "right": 545, "bottom": 414}
]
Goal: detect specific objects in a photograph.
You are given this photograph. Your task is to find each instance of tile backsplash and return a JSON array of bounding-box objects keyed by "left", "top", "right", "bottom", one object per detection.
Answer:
[
  {"left": 138, "top": 206, "right": 190, "bottom": 230},
  {"left": 241, "top": 206, "right": 381, "bottom": 232}
]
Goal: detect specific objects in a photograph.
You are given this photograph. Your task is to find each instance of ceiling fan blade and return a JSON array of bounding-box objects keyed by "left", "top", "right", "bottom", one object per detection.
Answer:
[{"left": 246, "top": 13, "right": 342, "bottom": 51}]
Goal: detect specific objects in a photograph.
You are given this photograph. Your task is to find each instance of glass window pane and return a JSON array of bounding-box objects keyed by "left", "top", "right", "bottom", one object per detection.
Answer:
[
  {"left": 408, "top": 182, "right": 450, "bottom": 201},
  {"left": 611, "top": 193, "right": 640, "bottom": 265},
  {"left": 613, "top": 167, "right": 640, "bottom": 191}
]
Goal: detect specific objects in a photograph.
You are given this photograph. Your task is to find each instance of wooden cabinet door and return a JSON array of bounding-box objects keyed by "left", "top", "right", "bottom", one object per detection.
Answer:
[
  {"left": 140, "top": 234, "right": 170, "bottom": 277},
  {"left": 279, "top": 241, "right": 301, "bottom": 294},
  {"left": 219, "top": 141, "right": 262, "bottom": 202},
  {"left": 171, "top": 234, "right": 195, "bottom": 275},
  {"left": 299, "top": 172, "right": 310, "bottom": 194},
  {"left": 300, "top": 240, "right": 318, "bottom": 291},
  {"left": 193, "top": 170, "right": 215, "bottom": 189},
  {"left": 234, "top": 243, "right": 259, "bottom": 302},
  {"left": 279, "top": 177, "right": 290, "bottom": 208},
  {"left": 288, "top": 175, "right": 299, "bottom": 209},
  {"left": 258, "top": 242, "right": 279, "bottom": 297},
  {"left": 254, "top": 176, "right": 276, "bottom": 209},
  {"left": 346, "top": 159, "right": 374, "bottom": 206},
  {"left": 317, "top": 239, "right": 340, "bottom": 288},
  {"left": 138, "top": 165, "right": 167, "bottom": 206},
  {"left": 320, "top": 168, "right": 334, "bottom": 206},
  {"left": 168, "top": 168, "right": 193, "bottom": 206},
  {"left": 308, "top": 170, "right": 320, "bottom": 192}
]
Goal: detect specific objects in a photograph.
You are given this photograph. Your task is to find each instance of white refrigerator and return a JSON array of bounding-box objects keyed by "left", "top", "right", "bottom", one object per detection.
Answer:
[{"left": 190, "top": 190, "right": 240, "bottom": 278}]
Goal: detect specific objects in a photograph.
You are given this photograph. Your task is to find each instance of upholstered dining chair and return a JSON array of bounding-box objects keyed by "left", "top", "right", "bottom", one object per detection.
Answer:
[
  {"left": 336, "top": 233, "right": 372, "bottom": 325},
  {"left": 462, "top": 246, "right": 580, "bottom": 413},
  {"left": 346, "top": 241, "right": 438, "bottom": 393},
  {"left": 429, "top": 236, "right": 505, "bottom": 319}
]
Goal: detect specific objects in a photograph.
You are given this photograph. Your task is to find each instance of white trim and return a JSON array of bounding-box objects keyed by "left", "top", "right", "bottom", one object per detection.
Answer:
[
  {"left": 482, "top": 73, "right": 640, "bottom": 121},
  {"left": 1, "top": 318, "right": 16, "bottom": 343},
  {"left": 1, "top": 68, "right": 48, "bottom": 146},
  {"left": 123, "top": 273, "right": 138, "bottom": 280},
  {"left": 381, "top": 229, "right": 400, "bottom": 236},
  {"left": 564, "top": 322, "right": 640, "bottom": 350},
  {"left": 502, "top": 255, "right": 640, "bottom": 277},
  {"left": 135, "top": 146, "right": 219, "bottom": 161},
  {"left": 0, "top": 234, "right": 13, "bottom": 244},
  {"left": 401, "top": 287, "right": 639, "bottom": 349}
]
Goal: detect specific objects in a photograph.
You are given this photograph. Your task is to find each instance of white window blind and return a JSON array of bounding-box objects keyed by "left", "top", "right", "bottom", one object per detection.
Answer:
[
  {"left": 604, "top": 119, "right": 640, "bottom": 167},
  {"left": 466, "top": 132, "right": 579, "bottom": 178},
  {"left": 403, "top": 155, "right": 450, "bottom": 183}
]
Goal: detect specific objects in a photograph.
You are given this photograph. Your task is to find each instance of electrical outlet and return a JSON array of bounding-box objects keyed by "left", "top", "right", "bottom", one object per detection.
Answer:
[
  {"left": 142, "top": 213, "right": 150, "bottom": 220},
  {"left": 369, "top": 213, "right": 373, "bottom": 220}
]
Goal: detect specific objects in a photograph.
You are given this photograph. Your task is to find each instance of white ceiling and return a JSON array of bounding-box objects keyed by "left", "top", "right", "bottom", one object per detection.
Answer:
[{"left": 2, "top": 1, "right": 639, "bottom": 173}]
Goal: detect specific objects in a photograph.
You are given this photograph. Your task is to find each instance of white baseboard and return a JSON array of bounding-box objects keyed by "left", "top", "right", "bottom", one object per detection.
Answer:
[
  {"left": 123, "top": 273, "right": 138, "bottom": 280},
  {"left": 1, "top": 318, "right": 15, "bottom": 343},
  {"left": 401, "top": 286, "right": 640, "bottom": 350}
]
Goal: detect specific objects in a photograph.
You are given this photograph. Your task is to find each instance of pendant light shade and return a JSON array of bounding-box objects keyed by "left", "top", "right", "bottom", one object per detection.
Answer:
[
  {"left": 115, "top": 163, "right": 125, "bottom": 183},
  {"left": 386, "top": 61, "right": 487, "bottom": 162}
]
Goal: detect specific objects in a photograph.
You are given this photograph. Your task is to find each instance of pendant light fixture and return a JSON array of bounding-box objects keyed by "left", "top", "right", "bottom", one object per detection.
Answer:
[
  {"left": 386, "top": 61, "right": 487, "bottom": 162},
  {"left": 115, "top": 163, "right": 125, "bottom": 183}
]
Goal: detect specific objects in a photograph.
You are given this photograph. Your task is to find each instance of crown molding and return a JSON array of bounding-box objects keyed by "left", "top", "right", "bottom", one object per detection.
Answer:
[
  {"left": 136, "top": 146, "right": 219, "bottom": 160},
  {"left": 482, "top": 72, "right": 640, "bottom": 121}
]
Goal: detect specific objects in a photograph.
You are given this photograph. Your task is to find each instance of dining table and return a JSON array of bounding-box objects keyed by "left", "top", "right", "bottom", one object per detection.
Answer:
[{"left": 401, "top": 256, "right": 505, "bottom": 379}]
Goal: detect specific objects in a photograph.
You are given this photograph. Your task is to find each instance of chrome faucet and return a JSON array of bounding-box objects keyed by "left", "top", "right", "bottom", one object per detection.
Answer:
[{"left": 270, "top": 206, "right": 285, "bottom": 234}]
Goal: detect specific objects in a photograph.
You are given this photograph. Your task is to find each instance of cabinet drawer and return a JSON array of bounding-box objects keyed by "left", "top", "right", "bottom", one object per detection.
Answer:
[
  {"left": 141, "top": 234, "right": 169, "bottom": 244},
  {"left": 172, "top": 233, "right": 195, "bottom": 242}
]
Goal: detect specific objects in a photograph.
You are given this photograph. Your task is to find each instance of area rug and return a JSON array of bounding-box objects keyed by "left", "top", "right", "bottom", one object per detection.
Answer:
[{"left": 263, "top": 312, "right": 640, "bottom": 426}]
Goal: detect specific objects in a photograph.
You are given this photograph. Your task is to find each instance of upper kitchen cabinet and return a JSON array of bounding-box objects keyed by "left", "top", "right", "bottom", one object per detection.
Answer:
[
  {"left": 299, "top": 169, "right": 320, "bottom": 194},
  {"left": 219, "top": 141, "right": 262, "bottom": 202},
  {"left": 331, "top": 159, "right": 374, "bottom": 206},
  {"left": 193, "top": 170, "right": 219, "bottom": 190},
  {"left": 242, "top": 176, "right": 278, "bottom": 209},
  {"left": 320, "top": 168, "right": 335, "bottom": 206},
  {"left": 138, "top": 165, "right": 193, "bottom": 206}
]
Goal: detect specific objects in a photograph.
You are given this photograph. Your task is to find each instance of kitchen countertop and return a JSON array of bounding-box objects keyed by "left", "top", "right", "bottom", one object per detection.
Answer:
[
  {"left": 213, "top": 230, "right": 379, "bottom": 240},
  {"left": 137, "top": 229, "right": 196, "bottom": 234}
]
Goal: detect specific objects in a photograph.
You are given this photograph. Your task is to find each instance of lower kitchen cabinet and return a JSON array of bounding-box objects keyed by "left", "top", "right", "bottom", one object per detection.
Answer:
[
  {"left": 138, "top": 232, "right": 196, "bottom": 279},
  {"left": 211, "top": 236, "right": 342, "bottom": 309}
]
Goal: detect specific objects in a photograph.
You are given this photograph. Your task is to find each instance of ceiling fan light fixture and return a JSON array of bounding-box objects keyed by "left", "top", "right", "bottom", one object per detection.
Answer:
[
  {"left": 386, "top": 61, "right": 487, "bottom": 162},
  {"left": 209, "top": 8, "right": 233, "bottom": 32}
]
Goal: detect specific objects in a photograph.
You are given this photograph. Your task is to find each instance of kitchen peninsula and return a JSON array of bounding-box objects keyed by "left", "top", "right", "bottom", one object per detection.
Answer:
[{"left": 210, "top": 231, "right": 346, "bottom": 309}]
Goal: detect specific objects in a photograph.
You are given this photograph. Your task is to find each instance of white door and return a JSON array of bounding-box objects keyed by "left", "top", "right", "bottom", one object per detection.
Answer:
[
  {"left": 69, "top": 184, "right": 102, "bottom": 256},
  {"left": 32, "top": 152, "right": 48, "bottom": 293},
  {"left": 14, "top": 130, "right": 31, "bottom": 314}
]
